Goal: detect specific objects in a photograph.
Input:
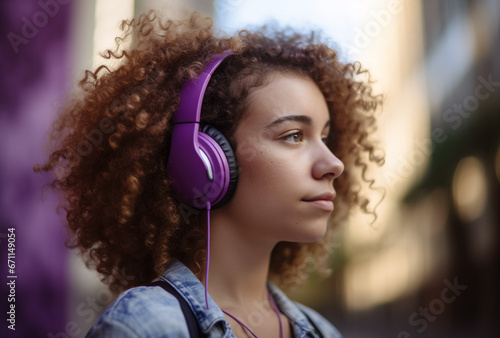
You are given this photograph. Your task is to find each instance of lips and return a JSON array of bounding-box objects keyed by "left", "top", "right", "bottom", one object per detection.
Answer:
[{"left": 302, "top": 192, "right": 336, "bottom": 211}]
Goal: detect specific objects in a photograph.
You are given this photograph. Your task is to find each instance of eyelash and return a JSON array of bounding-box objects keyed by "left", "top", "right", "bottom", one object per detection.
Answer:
[
  {"left": 281, "top": 131, "right": 330, "bottom": 144},
  {"left": 282, "top": 131, "right": 304, "bottom": 143}
]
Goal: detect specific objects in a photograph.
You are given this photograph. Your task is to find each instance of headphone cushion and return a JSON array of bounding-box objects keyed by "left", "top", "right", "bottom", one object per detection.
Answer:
[{"left": 200, "top": 125, "right": 238, "bottom": 208}]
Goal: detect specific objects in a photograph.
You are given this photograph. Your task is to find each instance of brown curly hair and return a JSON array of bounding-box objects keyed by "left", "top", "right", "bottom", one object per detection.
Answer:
[{"left": 35, "top": 10, "right": 383, "bottom": 293}]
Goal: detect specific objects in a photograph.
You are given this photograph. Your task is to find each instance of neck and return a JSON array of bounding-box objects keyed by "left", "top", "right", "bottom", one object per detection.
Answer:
[{"left": 203, "top": 209, "right": 277, "bottom": 309}]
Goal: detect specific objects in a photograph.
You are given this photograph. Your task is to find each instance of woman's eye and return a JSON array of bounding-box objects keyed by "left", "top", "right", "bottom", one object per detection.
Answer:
[{"left": 282, "top": 131, "right": 304, "bottom": 143}]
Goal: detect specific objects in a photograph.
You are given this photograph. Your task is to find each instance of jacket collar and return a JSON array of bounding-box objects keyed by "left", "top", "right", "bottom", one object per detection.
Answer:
[
  {"left": 161, "top": 259, "right": 321, "bottom": 337},
  {"left": 267, "top": 282, "right": 322, "bottom": 337}
]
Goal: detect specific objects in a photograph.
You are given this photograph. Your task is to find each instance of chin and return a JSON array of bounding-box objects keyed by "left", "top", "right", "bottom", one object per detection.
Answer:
[{"left": 291, "top": 221, "right": 328, "bottom": 243}]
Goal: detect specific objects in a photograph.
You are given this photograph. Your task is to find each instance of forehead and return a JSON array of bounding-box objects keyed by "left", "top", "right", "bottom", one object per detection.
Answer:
[{"left": 240, "top": 72, "right": 330, "bottom": 128}]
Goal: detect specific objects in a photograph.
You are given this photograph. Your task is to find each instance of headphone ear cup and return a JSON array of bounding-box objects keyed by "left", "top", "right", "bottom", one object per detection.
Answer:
[{"left": 200, "top": 125, "right": 238, "bottom": 208}]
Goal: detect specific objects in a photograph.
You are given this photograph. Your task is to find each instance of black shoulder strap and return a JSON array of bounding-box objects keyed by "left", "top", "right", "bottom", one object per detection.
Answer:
[{"left": 148, "top": 280, "right": 204, "bottom": 337}]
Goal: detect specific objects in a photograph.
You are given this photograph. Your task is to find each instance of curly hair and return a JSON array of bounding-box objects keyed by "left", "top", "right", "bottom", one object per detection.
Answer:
[{"left": 35, "top": 10, "right": 383, "bottom": 293}]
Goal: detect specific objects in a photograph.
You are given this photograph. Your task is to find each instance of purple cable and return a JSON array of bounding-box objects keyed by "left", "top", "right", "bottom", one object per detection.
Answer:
[
  {"left": 221, "top": 289, "right": 284, "bottom": 338},
  {"left": 269, "top": 289, "right": 285, "bottom": 338},
  {"left": 205, "top": 201, "right": 211, "bottom": 310},
  {"left": 221, "top": 310, "right": 259, "bottom": 338}
]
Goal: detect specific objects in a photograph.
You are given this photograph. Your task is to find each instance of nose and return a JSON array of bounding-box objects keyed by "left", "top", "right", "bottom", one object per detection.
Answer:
[{"left": 312, "top": 142, "right": 344, "bottom": 180}]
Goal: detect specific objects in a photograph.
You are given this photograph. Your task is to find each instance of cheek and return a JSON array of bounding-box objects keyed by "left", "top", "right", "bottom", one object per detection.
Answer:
[
  {"left": 233, "top": 148, "right": 307, "bottom": 224},
  {"left": 238, "top": 146, "right": 296, "bottom": 189}
]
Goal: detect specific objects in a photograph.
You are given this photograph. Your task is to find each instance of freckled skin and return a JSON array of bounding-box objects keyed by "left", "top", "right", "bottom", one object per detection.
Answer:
[{"left": 213, "top": 72, "right": 344, "bottom": 245}]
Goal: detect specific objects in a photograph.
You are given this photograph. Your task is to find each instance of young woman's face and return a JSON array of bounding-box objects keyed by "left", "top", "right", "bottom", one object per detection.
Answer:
[{"left": 218, "top": 72, "right": 344, "bottom": 244}]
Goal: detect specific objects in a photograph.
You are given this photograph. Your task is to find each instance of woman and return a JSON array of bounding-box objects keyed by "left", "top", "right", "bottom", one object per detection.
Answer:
[{"left": 36, "top": 9, "right": 383, "bottom": 338}]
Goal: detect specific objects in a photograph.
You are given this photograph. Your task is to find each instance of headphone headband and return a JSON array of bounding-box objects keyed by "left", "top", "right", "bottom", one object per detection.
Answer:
[{"left": 173, "top": 50, "right": 233, "bottom": 124}]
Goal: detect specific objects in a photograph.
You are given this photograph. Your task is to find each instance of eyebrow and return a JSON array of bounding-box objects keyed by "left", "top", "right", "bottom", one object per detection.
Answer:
[{"left": 265, "top": 114, "right": 330, "bottom": 130}]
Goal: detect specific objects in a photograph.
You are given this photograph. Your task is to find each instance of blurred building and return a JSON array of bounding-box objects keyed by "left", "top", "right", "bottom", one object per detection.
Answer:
[
  {"left": 400, "top": 0, "right": 500, "bottom": 336},
  {"left": 333, "top": 1, "right": 500, "bottom": 337}
]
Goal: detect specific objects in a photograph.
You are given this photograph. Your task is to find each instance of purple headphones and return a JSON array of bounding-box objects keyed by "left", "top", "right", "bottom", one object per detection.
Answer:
[{"left": 166, "top": 50, "right": 238, "bottom": 209}]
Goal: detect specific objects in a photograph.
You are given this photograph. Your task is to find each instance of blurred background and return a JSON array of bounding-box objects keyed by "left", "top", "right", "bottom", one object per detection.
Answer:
[{"left": 1, "top": 0, "right": 499, "bottom": 337}]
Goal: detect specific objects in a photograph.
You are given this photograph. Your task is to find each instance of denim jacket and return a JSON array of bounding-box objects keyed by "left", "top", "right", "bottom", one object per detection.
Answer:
[{"left": 86, "top": 260, "right": 342, "bottom": 338}]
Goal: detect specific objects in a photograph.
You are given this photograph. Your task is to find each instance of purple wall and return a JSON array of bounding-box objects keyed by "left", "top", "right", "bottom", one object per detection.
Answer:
[{"left": 1, "top": 0, "right": 73, "bottom": 336}]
